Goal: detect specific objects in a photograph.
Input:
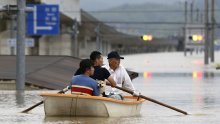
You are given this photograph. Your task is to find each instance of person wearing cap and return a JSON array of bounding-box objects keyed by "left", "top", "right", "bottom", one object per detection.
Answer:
[
  {"left": 105, "top": 51, "right": 138, "bottom": 99},
  {"left": 70, "top": 59, "right": 100, "bottom": 96}
]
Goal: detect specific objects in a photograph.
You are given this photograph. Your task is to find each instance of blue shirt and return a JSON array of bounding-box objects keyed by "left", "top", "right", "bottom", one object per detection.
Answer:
[{"left": 71, "top": 75, "right": 100, "bottom": 96}]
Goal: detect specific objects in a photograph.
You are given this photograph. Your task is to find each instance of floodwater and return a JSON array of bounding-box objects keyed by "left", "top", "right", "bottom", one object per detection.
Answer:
[{"left": 1, "top": 52, "right": 220, "bottom": 124}]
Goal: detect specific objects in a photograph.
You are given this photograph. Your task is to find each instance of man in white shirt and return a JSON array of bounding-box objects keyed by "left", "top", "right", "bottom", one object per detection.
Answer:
[{"left": 105, "top": 51, "right": 136, "bottom": 99}]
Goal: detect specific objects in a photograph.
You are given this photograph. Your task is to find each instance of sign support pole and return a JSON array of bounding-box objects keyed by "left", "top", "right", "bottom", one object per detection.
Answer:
[{"left": 16, "top": 0, "right": 26, "bottom": 91}]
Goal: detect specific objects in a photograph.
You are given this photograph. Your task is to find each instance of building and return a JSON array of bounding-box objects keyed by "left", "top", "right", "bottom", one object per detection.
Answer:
[{"left": 0, "top": 0, "right": 179, "bottom": 58}]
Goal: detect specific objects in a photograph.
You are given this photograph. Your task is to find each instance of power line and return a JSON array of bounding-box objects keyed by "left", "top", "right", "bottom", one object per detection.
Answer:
[
  {"left": 0, "top": 17, "right": 188, "bottom": 25},
  {"left": 82, "top": 21, "right": 186, "bottom": 25},
  {"left": 2, "top": 8, "right": 220, "bottom": 13},
  {"left": 1, "top": 17, "right": 219, "bottom": 25},
  {"left": 18, "top": 9, "right": 220, "bottom": 13},
  {"left": 111, "top": 27, "right": 183, "bottom": 31},
  {"left": 86, "top": 9, "right": 220, "bottom": 13}
]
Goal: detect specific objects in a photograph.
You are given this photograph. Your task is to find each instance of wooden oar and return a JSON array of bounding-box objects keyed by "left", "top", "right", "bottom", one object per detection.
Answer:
[
  {"left": 113, "top": 85, "right": 188, "bottom": 115},
  {"left": 21, "top": 86, "right": 69, "bottom": 113}
]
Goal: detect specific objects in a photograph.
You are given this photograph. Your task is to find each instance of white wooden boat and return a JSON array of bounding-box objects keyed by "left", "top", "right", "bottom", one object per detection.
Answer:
[{"left": 40, "top": 93, "right": 145, "bottom": 117}]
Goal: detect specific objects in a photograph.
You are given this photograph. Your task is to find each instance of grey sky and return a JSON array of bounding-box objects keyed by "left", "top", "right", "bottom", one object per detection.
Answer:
[{"left": 80, "top": 0, "right": 186, "bottom": 11}]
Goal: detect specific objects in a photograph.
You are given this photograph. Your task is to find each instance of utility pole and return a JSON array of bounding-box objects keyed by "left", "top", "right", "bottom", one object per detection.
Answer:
[
  {"left": 196, "top": 8, "right": 199, "bottom": 23},
  {"left": 189, "top": 1, "right": 194, "bottom": 55},
  {"left": 210, "top": 0, "right": 215, "bottom": 62},
  {"left": 204, "top": 0, "right": 209, "bottom": 65},
  {"left": 31, "top": 36, "right": 40, "bottom": 55},
  {"left": 10, "top": 15, "right": 16, "bottom": 55},
  {"left": 16, "top": 0, "right": 26, "bottom": 90},
  {"left": 200, "top": 13, "right": 203, "bottom": 23},
  {"left": 190, "top": 2, "right": 194, "bottom": 23},
  {"left": 95, "top": 24, "right": 101, "bottom": 51},
  {"left": 184, "top": 1, "right": 188, "bottom": 56},
  {"left": 72, "top": 19, "right": 78, "bottom": 57}
]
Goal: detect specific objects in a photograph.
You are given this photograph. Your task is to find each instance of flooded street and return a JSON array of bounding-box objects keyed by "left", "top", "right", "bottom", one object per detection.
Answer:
[{"left": 1, "top": 52, "right": 220, "bottom": 124}]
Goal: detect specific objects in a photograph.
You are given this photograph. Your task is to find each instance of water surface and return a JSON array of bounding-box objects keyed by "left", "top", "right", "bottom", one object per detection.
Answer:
[{"left": 1, "top": 52, "right": 220, "bottom": 124}]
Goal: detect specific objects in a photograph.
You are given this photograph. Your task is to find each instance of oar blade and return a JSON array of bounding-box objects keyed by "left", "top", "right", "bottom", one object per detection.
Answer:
[{"left": 113, "top": 85, "right": 188, "bottom": 115}]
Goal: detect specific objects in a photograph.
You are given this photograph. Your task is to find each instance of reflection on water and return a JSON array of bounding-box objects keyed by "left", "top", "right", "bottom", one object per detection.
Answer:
[
  {"left": 16, "top": 91, "right": 25, "bottom": 107},
  {"left": 44, "top": 117, "right": 119, "bottom": 124},
  {"left": 142, "top": 71, "right": 219, "bottom": 79}
]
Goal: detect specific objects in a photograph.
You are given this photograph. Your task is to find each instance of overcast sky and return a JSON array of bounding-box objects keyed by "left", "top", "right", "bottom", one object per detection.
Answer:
[{"left": 80, "top": 0, "right": 186, "bottom": 11}]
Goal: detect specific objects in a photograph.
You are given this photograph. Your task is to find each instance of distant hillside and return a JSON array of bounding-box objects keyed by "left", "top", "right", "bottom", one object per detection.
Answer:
[
  {"left": 88, "top": 1, "right": 220, "bottom": 38},
  {"left": 80, "top": 0, "right": 186, "bottom": 11}
]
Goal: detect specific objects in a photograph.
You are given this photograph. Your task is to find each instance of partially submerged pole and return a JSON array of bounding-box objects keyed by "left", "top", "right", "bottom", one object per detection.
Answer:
[{"left": 16, "top": 0, "right": 26, "bottom": 91}]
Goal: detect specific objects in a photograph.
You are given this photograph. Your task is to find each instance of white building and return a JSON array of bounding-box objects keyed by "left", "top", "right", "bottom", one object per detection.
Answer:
[{"left": 0, "top": 0, "right": 85, "bottom": 56}]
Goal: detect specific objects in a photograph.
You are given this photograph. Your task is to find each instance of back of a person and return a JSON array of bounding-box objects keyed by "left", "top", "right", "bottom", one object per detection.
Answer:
[
  {"left": 72, "top": 75, "right": 94, "bottom": 88},
  {"left": 71, "top": 59, "right": 100, "bottom": 96},
  {"left": 71, "top": 75, "right": 99, "bottom": 96}
]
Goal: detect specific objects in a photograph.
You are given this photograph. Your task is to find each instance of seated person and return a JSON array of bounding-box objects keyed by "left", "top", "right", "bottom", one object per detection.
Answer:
[
  {"left": 74, "top": 51, "right": 116, "bottom": 96},
  {"left": 104, "top": 51, "right": 138, "bottom": 100},
  {"left": 70, "top": 59, "right": 99, "bottom": 96},
  {"left": 89, "top": 51, "right": 116, "bottom": 95}
]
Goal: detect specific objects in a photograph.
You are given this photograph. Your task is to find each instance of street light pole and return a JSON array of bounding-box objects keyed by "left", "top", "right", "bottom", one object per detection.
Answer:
[{"left": 16, "top": 0, "right": 26, "bottom": 90}]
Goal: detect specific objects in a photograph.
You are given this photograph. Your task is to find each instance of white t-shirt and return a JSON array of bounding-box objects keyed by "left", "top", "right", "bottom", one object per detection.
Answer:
[{"left": 104, "top": 65, "right": 135, "bottom": 95}]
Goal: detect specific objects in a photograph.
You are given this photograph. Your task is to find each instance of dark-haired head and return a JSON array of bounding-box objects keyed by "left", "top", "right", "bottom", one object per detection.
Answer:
[
  {"left": 90, "top": 51, "right": 103, "bottom": 66},
  {"left": 90, "top": 51, "right": 101, "bottom": 61},
  {"left": 79, "top": 59, "right": 93, "bottom": 73}
]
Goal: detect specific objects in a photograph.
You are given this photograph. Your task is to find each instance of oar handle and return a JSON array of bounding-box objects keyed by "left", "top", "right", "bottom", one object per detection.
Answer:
[{"left": 113, "top": 85, "right": 188, "bottom": 115}]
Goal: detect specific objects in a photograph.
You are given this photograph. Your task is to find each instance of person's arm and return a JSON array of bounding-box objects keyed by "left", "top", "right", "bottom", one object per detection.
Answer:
[
  {"left": 107, "top": 76, "right": 116, "bottom": 87},
  {"left": 92, "top": 80, "right": 100, "bottom": 96},
  {"left": 121, "top": 67, "right": 135, "bottom": 90},
  {"left": 103, "top": 68, "right": 116, "bottom": 87},
  {"left": 69, "top": 76, "right": 75, "bottom": 89}
]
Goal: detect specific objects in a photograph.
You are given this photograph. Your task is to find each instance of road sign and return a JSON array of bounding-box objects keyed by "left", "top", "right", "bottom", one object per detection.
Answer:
[
  {"left": 26, "top": 4, "right": 60, "bottom": 35},
  {"left": 7, "top": 38, "right": 35, "bottom": 47}
]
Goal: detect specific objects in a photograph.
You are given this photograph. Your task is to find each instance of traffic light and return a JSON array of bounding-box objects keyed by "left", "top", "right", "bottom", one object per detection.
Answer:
[
  {"left": 188, "top": 34, "right": 203, "bottom": 42},
  {"left": 141, "top": 35, "right": 153, "bottom": 41}
]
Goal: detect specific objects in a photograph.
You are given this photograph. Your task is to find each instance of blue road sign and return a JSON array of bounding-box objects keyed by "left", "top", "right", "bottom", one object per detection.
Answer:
[{"left": 27, "top": 4, "right": 60, "bottom": 35}]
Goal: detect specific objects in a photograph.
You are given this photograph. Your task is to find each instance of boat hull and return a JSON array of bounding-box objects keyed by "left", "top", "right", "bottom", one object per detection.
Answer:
[{"left": 40, "top": 93, "right": 145, "bottom": 117}]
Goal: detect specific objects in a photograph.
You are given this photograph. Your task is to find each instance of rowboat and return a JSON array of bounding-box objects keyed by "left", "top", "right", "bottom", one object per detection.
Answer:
[{"left": 40, "top": 93, "right": 145, "bottom": 117}]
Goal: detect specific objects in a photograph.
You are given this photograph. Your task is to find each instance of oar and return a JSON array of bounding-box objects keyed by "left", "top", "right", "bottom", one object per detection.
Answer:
[
  {"left": 113, "top": 85, "right": 188, "bottom": 115},
  {"left": 21, "top": 86, "right": 69, "bottom": 113}
]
